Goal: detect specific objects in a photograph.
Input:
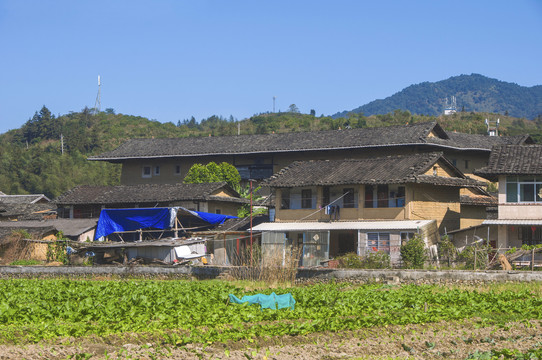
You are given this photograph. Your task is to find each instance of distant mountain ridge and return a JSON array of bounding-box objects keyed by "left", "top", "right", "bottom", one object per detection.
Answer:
[{"left": 334, "top": 74, "right": 542, "bottom": 119}]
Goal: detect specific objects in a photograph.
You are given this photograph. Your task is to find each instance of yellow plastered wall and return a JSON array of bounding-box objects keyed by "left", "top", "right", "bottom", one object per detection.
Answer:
[
  {"left": 206, "top": 201, "right": 241, "bottom": 217},
  {"left": 423, "top": 160, "right": 457, "bottom": 178},
  {"left": 460, "top": 205, "right": 487, "bottom": 228},
  {"left": 409, "top": 184, "right": 461, "bottom": 232}
]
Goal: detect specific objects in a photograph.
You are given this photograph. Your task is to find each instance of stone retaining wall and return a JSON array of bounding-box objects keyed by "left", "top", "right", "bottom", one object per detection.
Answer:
[{"left": 1, "top": 265, "right": 541, "bottom": 284}]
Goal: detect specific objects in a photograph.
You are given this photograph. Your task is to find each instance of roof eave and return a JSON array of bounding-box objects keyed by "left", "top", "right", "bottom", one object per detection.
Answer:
[{"left": 88, "top": 142, "right": 494, "bottom": 162}]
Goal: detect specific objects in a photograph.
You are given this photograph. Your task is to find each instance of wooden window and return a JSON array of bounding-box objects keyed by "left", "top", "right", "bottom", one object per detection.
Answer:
[
  {"left": 322, "top": 186, "right": 330, "bottom": 207},
  {"left": 343, "top": 188, "right": 355, "bottom": 208},
  {"left": 377, "top": 185, "right": 388, "bottom": 208},
  {"left": 154, "top": 166, "right": 160, "bottom": 176},
  {"left": 281, "top": 189, "right": 290, "bottom": 209},
  {"left": 215, "top": 209, "right": 222, "bottom": 214},
  {"left": 174, "top": 165, "right": 181, "bottom": 176},
  {"left": 364, "top": 185, "right": 374, "bottom": 208},
  {"left": 142, "top": 166, "right": 151, "bottom": 178},
  {"left": 301, "top": 189, "right": 312, "bottom": 209}
]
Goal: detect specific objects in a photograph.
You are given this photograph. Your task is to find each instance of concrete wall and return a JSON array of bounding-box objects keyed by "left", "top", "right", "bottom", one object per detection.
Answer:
[{"left": 2, "top": 265, "right": 542, "bottom": 283}]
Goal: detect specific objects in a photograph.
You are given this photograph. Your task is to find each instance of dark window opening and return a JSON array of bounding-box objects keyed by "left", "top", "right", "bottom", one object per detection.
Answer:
[
  {"left": 301, "top": 189, "right": 312, "bottom": 209},
  {"left": 343, "top": 188, "right": 355, "bottom": 208},
  {"left": 365, "top": 185, "right": 374, "bottom": 208},
  {"left": 281, "top": 189, "right": 290, "bottom": 209},
  {"left": 322, "top": 186, "right": 330, "bottom": 207}
]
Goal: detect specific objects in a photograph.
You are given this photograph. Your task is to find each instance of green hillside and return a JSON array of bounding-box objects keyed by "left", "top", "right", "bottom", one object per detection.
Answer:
[
  {"left": 334, "top": 74, "right": 542, "bottom": 120},
  {"left": 0, "top": 105, "right": 540, "bottom": 199}
]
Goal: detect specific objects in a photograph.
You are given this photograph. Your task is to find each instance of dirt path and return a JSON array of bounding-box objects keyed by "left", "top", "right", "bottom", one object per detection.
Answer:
[{"left": 0, "top": 320, "right": 539, "bottom": 359}]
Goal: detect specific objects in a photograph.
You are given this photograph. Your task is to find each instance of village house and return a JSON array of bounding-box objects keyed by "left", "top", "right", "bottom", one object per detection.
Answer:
[
  {"left": 88, "top": 122, "right": 531, "bottom": 186},
  {"left": 475, "top": 145, "right": 542, "bottom": 249},
  {"left": 0, "top": 194, "right": 55, "bottom": 221},
  {"left": 252, "top": 152, "right": 484, "bottom": 265},
  {"left": 54, "top": 182, "right": 247, "bottom": 219}
]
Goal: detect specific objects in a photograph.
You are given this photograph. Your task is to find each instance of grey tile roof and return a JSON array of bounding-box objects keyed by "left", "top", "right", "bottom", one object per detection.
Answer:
[
  {"left": 0, "top": 219, "right": 97, "bottom": 238},
  {"left": 427, "top": 132, "right": 532, "bottom": 150},
  {"left": 54, "top": 182, "right": 248, "bottom": 205},
  {"left": 0, "top": 203, "right": 56, "bottom": 219},
  {"left": 89, "top": 122, "right": 531, "bottom": 161},
  {"left": 263, "top": 153, "right": 485, "bottom": 188},
  {"left": 0, "top": 194, "right": 50, "bottom": 204},
  {"left": 460, "top": 194, "right": 498, "bottom": 206},
  {"left": 475, "top": 145, "right": 542, "bottom": 180}
]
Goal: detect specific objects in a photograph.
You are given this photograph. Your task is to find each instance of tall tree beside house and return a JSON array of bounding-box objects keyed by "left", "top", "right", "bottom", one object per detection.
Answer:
[{"left": 183, "top": 162, "right": 241, "bottom": 189}]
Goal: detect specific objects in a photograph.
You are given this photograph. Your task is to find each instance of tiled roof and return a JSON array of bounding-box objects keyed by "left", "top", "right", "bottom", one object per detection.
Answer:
[
  {"left": 90, "top": 122, "right": 531, "bottom": 161},
  {"left": 427, "top": 132, "right": 532, "bottom": 150},
  {"left": 263, "top": 153, "right": 484, "bottom": 188},
  {"left": 475, "top": 145, "right": 542, "bottom": 180},
  {"left": 0, "top": 203, "right": 56, "bottom": 219},
  {"left": 460, "top": 194, "right": 498, "bottom": 206},
  {"left": 0, "top": 194, "right": 50, "bottom": 204},
  {"left": 54, "top": 183, "right": 248, "bottom": 205},
  {"left": 0, "top": 219, "right": 97, "bottom": 238}
]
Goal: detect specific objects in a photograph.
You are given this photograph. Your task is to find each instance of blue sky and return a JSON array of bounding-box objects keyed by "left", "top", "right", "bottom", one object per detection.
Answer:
[{"left": 0, "top": 0, "right": 541, "bottom": 134}]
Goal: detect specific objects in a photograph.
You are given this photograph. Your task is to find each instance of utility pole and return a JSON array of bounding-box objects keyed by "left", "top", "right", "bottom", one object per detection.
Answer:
[{"left": 250, "top": 179, "right": 253, "bottom": 266}]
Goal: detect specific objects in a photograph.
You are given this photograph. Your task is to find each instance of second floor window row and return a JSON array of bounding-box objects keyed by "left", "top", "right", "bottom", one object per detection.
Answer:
[{"left": 506, "top": 176, "right": 542, "bottom": 203}]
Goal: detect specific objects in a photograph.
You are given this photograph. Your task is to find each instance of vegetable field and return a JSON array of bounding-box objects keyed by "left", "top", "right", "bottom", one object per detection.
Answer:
[{"left": 0, "top": 279, "right": 541, "bottom": 359}]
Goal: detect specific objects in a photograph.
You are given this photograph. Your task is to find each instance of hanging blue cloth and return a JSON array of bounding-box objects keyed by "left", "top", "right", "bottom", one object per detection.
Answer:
[{"left": 229, "top": 292, "right": 295, "bottom": 310}]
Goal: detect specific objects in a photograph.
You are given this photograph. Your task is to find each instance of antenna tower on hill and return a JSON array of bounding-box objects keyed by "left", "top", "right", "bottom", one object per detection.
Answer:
[
  {"left": 93, "top": 75, "right": 101, "bottom": 114},
  {"left": 444, "top": 96, "right": 457, "bottom": 115},
  {"left": 485, "top": 118, "right": 500, "bottom": 136}
]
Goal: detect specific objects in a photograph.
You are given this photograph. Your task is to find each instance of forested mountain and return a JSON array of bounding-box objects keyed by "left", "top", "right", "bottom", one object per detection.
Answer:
[{"left": 334, "top": 74, "right": 542, "bottom": 120}]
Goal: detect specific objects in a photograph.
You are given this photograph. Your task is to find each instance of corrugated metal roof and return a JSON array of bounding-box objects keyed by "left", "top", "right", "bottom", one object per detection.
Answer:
[
  {"left": 483, "top": 219, "right": 542, "bottom": 225},
  {"left": 251, "top": 220, "right": 435, "bottom": 232}
]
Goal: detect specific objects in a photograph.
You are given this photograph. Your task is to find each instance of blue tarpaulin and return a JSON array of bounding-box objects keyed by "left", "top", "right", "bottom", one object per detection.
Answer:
[
  {"left": 95, "top": 208, "right": 171, "bottom": 240},
  {"left": 95, "top": 207, "right": 237, "bottom": 240},
  {"left": 229, "top": 292, "right": 296, "bottom": 310},
  {"left": 181, "top": 208, "right": 237, "bottom": 225}
]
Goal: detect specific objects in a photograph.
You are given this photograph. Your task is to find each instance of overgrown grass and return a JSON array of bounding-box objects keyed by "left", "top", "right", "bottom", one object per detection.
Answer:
[{"left": 8, "top": 260, "right": 42, "bottom": 266}]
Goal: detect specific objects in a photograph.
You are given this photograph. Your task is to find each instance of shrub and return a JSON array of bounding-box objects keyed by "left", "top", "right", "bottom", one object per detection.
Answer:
[
  {"left": 336, "top": 253, "right": 363, "bottom": 268},
  {"left": 438, "top": 235, "right": 457, "bottom": 267},
  {"left": 458, "top": 243, "right": 492, "bottom": 270},
  {"left": 336, "top": 252, "right": 390, "bottom": 269},
  {"left": 400, "top": 235, "right": 427, "bottom": 269}
]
